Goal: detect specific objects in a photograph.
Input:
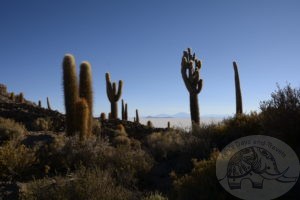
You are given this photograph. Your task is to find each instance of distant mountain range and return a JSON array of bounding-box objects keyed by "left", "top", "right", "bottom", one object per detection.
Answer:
[{"left": 145, "top": 112, "right": 229, "bottom": 118}]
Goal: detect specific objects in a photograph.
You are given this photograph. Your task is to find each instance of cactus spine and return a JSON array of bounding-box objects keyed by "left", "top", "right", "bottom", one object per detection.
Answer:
[
  {"left": 135, "top": 109, "right": 140, "bottom": 123},
  {"left": 47, "top": 97, "right": 52, "bottom": 110},
  {"left": 76, "top": 98, "right": 89, "bottom": 140},
  {"left": 63, "top": 54, "right": 79, "bottom": 136},
  {"left": 181, "top": 48, "right": 203, "bottom": 126},
  {"left": 79, "top": 62, "right": 93, "bottom": 136},
  {"left": 233, "top": 61, "right": 243, "bottom": 115},
  {"left": 105, "top": 73, "right": 123, "bottom": 119}
]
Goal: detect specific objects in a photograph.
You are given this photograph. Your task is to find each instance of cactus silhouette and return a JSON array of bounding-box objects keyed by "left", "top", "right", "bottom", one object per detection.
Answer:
[
  {"left": 167, "top": 121, "right": 171, "bottom": 129},
  {"left": 147, "top": 120, "right": 153, "bottom": 128},
  {"left": 105, "top": 73, "right": 123, "bottom": 119},
  {"left": 47, "top": 97, "right": 51, "bottom": 110},
  {"left": 76, "top": 98, "right": 89, "bottom": 140},
  {"left": 100, "top": 112, "right": 106, "bottom": 120},
  {"left": 181, "top": 48, "right": 203, "bottom": 126},
  {"left": 121, "top": 99, "right": 125, "bottom": 120},
  {"left": 233, "top": 61, "right": 243, "bottom": 115},
  {"left": 10, "top": 92, "right": 15, "bottom": 101},
  {"left": 63, "top": 54, "right": 79, "bottom": 136},
  {"left": 38, "top": 100, "right": 41, "bottom": 108},
  {"left": 135, "top": 109, "right": 140, "bottom": 123},
  {"left": 19, "top": 92, "right": 24, "bottom": 103},
  {"left": 79, "top": 62, "right": 93, "bottom": 136},
  {"left": 125, "top": 103, "right": 128, "bottom": 121}
]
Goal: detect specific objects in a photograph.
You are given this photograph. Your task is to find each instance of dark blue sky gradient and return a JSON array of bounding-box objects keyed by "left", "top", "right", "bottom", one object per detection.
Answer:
[{"left": 1, "top": 0, "right": 300, "bottom": 116}]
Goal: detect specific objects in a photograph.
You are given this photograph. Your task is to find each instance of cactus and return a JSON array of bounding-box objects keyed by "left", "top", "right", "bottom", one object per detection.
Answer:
[
  {"left": 19, "top": 92, "right": 24, "bottom": 103},
  {"left": 76, "top": 98, "right": 89, "bottom": 140},
  {"left": 105, "top": 73, "right": 123, "bottom": 119},
  {"left": 10, "top": 92, "right": 15, "bottom": 101},
  {"left": 147, "top": 120, "right": 153, "bottom": 128},
  {"left": 79, "top": 62, "right": 93, "bottom": 136},
  {"left": 108, "top": 112, "right": 112, "bottom": 120},
  {"left": 233, "top": 61, "right": 243, "bottom": 115},
  {"left": 167, "top": 121, "right": 171, "bottom": 129},
  {"left": 125, "top": 103, "right": 128, "bottom": 121},
  {"left": 100, "top": 112, "right": 106, "bottom": 120},
  {"left": 62, "top": 54, "right": 79, "bottom": 136},
  {"left": 47, "top": 97, "right": 52, "bottom": 110},
  {"left": 38, "top": 100, "right": 41, "bottom": 107},
  {"left": 181, "top": 48, "right": 203, "bottom": 126},
  {"left": 121, "top": 99, "right": 125, "bottom": 120},
  {"left": 135, "top": 109, "right": 140, "bottom": 123}
]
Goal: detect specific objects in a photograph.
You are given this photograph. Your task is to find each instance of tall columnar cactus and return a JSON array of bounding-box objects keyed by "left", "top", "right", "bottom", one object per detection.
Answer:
[
  {"left": 233, "top": 61, "right": 243, "bottom": 115},
  {"left": 63, "top": 54, "right": 79, "bottom": 136},
  {"left": 181, "top": 48, "right": 203, "bottom": 126},
  {"left": 38, "top": 100, "right": 41, "bottom": 108},
  {"left": 76, "top": 98, "right": 89, "bottom": 140},
  {"left": 125, "top": 103, "right": 128, "bottom": 121},
  {"left": 47, "top": 97, "right": 52, "bottom": 110},
  {"left": 121, "top": 99, "right": 125, "bottom": 120},
  {"left": 79, "top": 62, "right": 93, "bottom": 136},
  {"left": 105, "top": 73, "right": 123, "bottom": 119},
  {"left": 135, "top": 109, "right": 140, "bottom": 123}
]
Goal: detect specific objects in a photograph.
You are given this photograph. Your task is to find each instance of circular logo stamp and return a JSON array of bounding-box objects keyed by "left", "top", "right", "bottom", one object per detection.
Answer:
[{"left": 216, "top": 135, "right": 299, "bottom": 200}]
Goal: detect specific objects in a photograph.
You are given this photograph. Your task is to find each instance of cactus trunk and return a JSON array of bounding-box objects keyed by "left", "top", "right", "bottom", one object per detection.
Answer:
[
  {"left": 233, "top": 62, "right": 243, "bottom": 115},
  {"left": 79, "top": 62, "right": 93, "bottom": 136},
  {"left": 125, "top": 103, "right": 128, "bottom": 120},
  {"left": 63, "top": 54, "right": 78, "bottom": 136},
  {"left": 76, "top": 99, "right": 89, "bottom": 140},
  {"left": 47, "top": 97, "right": 51, "bottom": 110},
  {"left": 190, "top": 94, "right": 200, "bottom": 125}
]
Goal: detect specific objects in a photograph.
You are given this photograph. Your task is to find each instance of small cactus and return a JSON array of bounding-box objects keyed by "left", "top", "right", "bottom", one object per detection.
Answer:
[
  {"left": 100, "top": 112, "right": 106, "bottom": 120},
  {"left": 147, "top": 120, "right": 153, "bottom": 128},
  {"left": 63, "top": 54, "right": 79, "bottom": 136},
  {"left": 105, "top": 73, "right": 123, "bottom": 119},
  {"left": 19, "top": 92, "right": 24, "bottom": 103},
  {"left": 181, "top": 48, "right": 203, "bottom": 126},
  {"left": 124, "top": 103, "right": 128, "bottom": 120},
  {"left": 233, "top": 61, "right": 243, "bottom": 115},
  {"left": 47, "top": 97, "right": 52, "bottom": 110},
  {"left": 10, "top": 92, "right": 15, "bottom": 101},
  {"left": 76, "top": 98, "right": 89, "bottom": 140},
  {"left": 135, "top": 109, "right": 140, "bottom": 123},
  {"left": 79, "top": 62, "right": 93, "bottom": 136},
  {"left": 38, "top": 100, "right": 41, "bottom": 107},
  {"left": 121, "top": 99, "right": 125, "bottom": 120},
  {"left": 167, "top": 121, "right": 171, "bottom": 129}
]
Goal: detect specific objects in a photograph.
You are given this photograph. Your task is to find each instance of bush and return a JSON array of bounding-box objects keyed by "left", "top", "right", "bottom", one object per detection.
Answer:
[
  {"left": 171, "top": 151, "right": 228, "bottom": 200},
  {"left": 0, "top": 117, "right": 27, "bottom": 143},
  {"left": 32, "top": 117, "right": 53, "bottom": 131},
  {"left": 0, "top": 140, "right": 37, "bottom": 181},
  {"left": 142, "top": 192, "right": 168, "bottom": 200},
  {"left": 146, "top": 130, "right": 210, "bottom": 160},
  {"left": 21, "top": 167, "right": 135, "bottom": 200},
  {"left": 260, "top": 84, "right": 300, "bottom": 145}
]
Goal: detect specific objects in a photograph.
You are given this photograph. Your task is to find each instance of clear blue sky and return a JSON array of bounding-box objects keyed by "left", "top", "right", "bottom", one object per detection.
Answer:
[{"left": 1, "top": 0, "right": 299, "bottom": 117}]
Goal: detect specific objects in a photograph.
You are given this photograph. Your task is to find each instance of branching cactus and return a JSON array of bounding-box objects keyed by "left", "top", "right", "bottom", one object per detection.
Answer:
[
  {"left": 181, "top": 48, "right": 203, "bottom": 126},
  {"left": 63, "top": 54, "right": 79, "bottom": 136},
  {"left": 79, "top": 62, "right": 93, "bottom": 136},
  {"left": 233, "top": 61, "right": 243, "bottom": 115},
  {"left": 106, "top": 73, "right": 123, "bottom": 119}
]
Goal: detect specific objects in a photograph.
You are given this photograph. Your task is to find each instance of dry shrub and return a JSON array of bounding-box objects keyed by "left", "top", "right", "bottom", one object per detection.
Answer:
[
  {"left": 0, "top": 140, "right": 36, "bottom": 181},
  {"left": 31, "top": 117, "right": 53, "bottom": 131},
  {"left": 0, "top": 117, "right": 27, "bottom": 143},
  {"left": 21, "top": 167, "right": 134, "bottom": 200}
]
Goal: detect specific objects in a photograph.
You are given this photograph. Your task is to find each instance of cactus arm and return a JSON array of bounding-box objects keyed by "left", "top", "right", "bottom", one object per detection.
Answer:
[{"left": 116, "top": 80, "right": 123, "bottom": 100}]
